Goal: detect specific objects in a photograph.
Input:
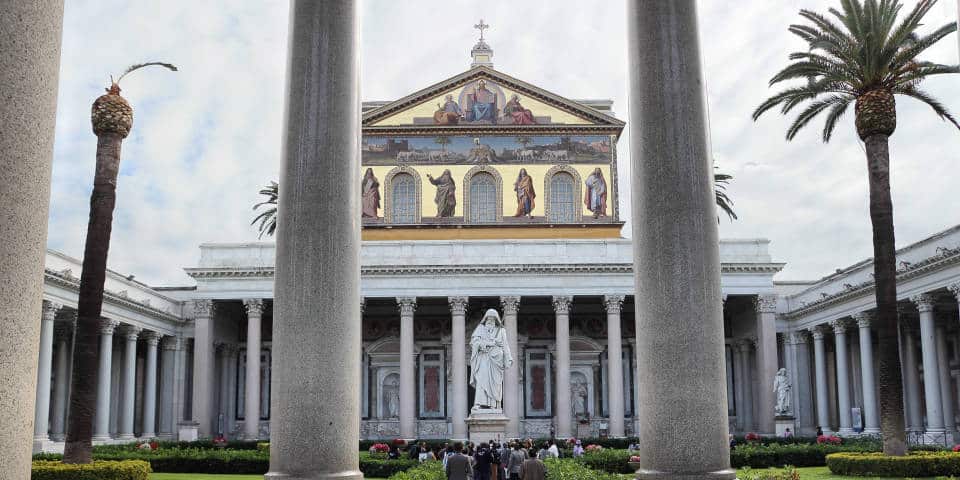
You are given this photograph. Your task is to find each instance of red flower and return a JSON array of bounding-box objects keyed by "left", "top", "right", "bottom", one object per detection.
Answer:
[
  {"left": 952, "top": 444, "right": 960, "bottom": 452},
  {"left": 744, "top": 432, "right": 761, "bottom": 442}
]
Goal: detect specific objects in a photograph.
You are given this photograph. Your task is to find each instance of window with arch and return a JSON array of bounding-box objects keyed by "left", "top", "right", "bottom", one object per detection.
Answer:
[
  {"left": 391, "top": 173, "right": 417, "bottom": 223},
  {"left": 549, "top": 172, "right": 576, "bottom": 223},
  {"left": 469, "top": 172, "right": 497, "bottom": 223}
]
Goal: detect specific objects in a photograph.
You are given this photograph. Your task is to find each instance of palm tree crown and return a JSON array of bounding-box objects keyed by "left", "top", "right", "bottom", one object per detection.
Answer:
[
  {"left": 252, "top": 181, "right": 278, "bottom": 239},
  {"left": 753, "top": 0, "right": 959, "bottom": 142}
]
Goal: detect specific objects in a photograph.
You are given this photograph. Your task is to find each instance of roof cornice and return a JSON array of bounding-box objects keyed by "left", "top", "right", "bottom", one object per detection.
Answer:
[{"left": 45, "top": 269, "right": 184, "bottom": 323}]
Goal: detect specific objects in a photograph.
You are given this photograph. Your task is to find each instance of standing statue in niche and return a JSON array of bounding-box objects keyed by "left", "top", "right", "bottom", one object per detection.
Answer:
[
  {"left": 384, "top": 377, "right": 400, "bottom": 418},
  {"left": 513, "top": 168, "right": 536, "bottom": 218},
  {"left": 426, "top": 169, "right": 456, "bottom": 217},
  {"left": 361, "top": 168, "right": 380, "bottom": 218},
  {"left": 571, "top": 375, "right": 588, "bottom": 417},
  {"left": 584, "top": 168, "right": 608, "bottom": 218},
  {"left": 470, "top": 309, "right": 513, "bottom": 410},
  {"left": 774, "top": 368, "right": 792, "bottom": 415}
]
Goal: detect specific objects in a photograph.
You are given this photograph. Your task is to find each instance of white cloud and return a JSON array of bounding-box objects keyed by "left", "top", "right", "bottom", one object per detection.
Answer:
[{"left": 47, "top": 0, "right": 960, "bottom": 285}]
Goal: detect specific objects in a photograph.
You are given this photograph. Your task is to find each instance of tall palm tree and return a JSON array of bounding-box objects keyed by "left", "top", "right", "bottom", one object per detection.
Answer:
[
  {"left": 753, "top": 0, "right": 958, "bottom": 456},
  {"left": 252, "top": 181, "right": 278, "bottom": 238},
  {"left": 64, "top": 62, "right": 177, "bottom": 464}
]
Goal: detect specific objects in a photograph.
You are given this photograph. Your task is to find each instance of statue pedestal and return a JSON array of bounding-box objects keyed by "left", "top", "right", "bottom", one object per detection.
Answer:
[
  {"left": 467, "top": 408, "right": 509, "bottom": 445},
  {"left": 775, "top": 416, "right": 795, "bottom": 437}
]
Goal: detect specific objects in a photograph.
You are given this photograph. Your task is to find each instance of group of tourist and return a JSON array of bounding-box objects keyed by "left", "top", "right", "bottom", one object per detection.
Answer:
[{"left": 388, "top": 438, "right": 567, "bottom": 480}]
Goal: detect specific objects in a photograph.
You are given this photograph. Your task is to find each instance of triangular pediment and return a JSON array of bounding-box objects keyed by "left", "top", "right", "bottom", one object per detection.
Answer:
[{"left": 362, "top": 67, "right": 624, "bottom": 133}]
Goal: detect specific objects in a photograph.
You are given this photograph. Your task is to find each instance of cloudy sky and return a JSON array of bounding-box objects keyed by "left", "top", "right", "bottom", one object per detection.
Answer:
[{"left": 47, "top": 0, "right": 960, "bottom": 286}]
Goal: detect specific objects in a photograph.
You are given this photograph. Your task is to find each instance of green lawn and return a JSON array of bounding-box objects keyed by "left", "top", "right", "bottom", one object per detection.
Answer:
[
  {"left": 619, "top": 467, "right": 955, "bottom": 479},
  {"left": 151, "top": 475, "right": 389, "bottom": 480}
]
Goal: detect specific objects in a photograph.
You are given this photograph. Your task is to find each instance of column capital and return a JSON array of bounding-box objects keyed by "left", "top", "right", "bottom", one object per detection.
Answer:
[
  {"left": 736, "top": 337, "right": 756, "bottom": 352},
  {"left": 243, "top": 298, "right": 265, "bottom": 317},
  {"left": 99, "top": 318, "right": 120, "bottom": 335},
  {"left": 753, "top": 294, "right": 777, "bottom": 314},
  {"left": 949, "top": 282, "right": 960, "bottom": 300},
  {"left": 360, "top": 297, "right": 366, "bottom": 314},
  {"left": 809, "top": 325, "right": 827, "bottom": 340},
  {"left": 161, "top": 335, "right": 181, "bottom": 351},
  {"left": 396, "top": 297, "right": 417, "bottom": 317},
  {"left": 141, "top": 330, "right": 161, "bottom": 347},
  {"left": 120, "top": 325, "right": 142, "bottom": 341},
  {"left": 448, "top": 296, "right": 469, "bottom": 316},
  {"left": 53, "top": 321, "right": 73, "bottom": 342},
  {"left": 41, "top": 300, "right": 62, "bottom": 321},
  {"left": 192, "top": 299, "right": 216, "bottom": 318},
  {"left": 911, "top": 293, "right": 936, "bottom": 313},
  {"left": 500, "top": 296, "right": 521, "bottom": 314},
  {"left": 603, "top": 295, "right": 624, "bottom": 314},
  {"left": 830, "top": 318, "right": 849, "bottom": 335},
  {"left": 552, "top": 295, "right": 572, "bottom": 314},
  {"left": 785, "top": 330, "right": 808, "bottom": 345},
  {"left": 853, "top": 311, "right": 875, "bottom": 328}
]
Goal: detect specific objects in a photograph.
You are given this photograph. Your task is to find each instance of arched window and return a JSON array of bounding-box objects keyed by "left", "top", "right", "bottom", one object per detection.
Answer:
[
  {"left": 391, "top": 173, "right": 417, "bottom": 223},
  {"left": 469, "top": 172, "right": 497, "bottom": 223},
  {"left": 548, "top": 172, "right": 576, "bottom": 223}
]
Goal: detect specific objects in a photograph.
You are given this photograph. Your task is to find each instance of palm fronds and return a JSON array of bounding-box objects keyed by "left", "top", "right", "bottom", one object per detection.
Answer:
[{"left": 251, "top": 181, "right": 278, "bottom": 238}]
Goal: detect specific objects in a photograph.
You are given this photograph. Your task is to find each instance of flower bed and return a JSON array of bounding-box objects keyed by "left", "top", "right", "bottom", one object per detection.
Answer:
[
  {"left": 827, "top": 451, "right": 960, "bottom": 477},
  {"left": 32, "top": 460, "right": 151, "bottom": 480}
]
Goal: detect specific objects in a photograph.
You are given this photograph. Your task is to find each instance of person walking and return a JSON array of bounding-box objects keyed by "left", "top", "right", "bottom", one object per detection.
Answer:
[
  {"left": 506, "top": 443, "right": 525, "bottom": 480},
  {"left": 520, "top": 456, "right": 547, "bottom": 480},
  {"left": 473, "top": 442, "right": 493, "bottom": 480},
  {"left": 445, "top": 442, "right": 473, "bottom": 480}
]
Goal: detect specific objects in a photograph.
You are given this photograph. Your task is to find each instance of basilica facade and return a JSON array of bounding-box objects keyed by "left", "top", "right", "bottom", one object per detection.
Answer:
[{"left": 29, "top": 40, "right": 960, "bottom": 452}]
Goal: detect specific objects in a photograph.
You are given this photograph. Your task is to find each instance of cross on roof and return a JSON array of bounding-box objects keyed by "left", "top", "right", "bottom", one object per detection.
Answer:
[{"left": 474, "top": 19, "right": 489, "bottom": 41}]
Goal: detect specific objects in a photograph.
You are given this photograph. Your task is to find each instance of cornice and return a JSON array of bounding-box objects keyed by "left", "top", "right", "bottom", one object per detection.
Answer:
[
  {"left": 44, "top": 269, "right": 183, "bottom": 323},
  {"left": 782, "top": 249, "right": 960, "bottom": 319}
]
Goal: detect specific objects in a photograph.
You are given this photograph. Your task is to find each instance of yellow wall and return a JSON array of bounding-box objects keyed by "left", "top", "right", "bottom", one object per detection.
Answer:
[
  {"left": 362, "top": 164, "right": 612, "bottom": 219},
  {"left": 371, "top": 82, "right": 592, "bottom": 126}
]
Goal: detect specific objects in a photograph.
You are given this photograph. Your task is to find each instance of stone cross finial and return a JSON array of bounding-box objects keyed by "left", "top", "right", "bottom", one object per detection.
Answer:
[{"left": 474, "top": 19, "right": 489, "bottom": 40}]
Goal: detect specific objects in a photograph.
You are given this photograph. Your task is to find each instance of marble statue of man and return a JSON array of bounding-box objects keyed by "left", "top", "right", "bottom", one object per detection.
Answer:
[
  {"left": 470, "top": 309, "right": 513, "bottom": 410},
  {"left": 773, "top": 368, "right": 792, "bottom": 415}
]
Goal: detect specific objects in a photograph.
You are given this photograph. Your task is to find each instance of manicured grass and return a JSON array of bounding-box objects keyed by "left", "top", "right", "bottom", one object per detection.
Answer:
[
  {"left": 617, "top": 467, "right": 954, "bottom": 479},
  {"left": 151, "top": 475, "right": 389, "bottom": 480}
]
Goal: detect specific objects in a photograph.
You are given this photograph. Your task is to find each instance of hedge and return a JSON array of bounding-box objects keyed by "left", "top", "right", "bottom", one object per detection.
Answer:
[
  {"left": 544, "top": 458, "right": 622, "bottom": 479},
  {"left": 730, "top": 442, "right": 877, "bottom": 468},
  {"left": 32, "top": 460, "right": 151, "bottom": 480},
  {"left": 827, "top": 451, "right": 960, "bottom": 477},
  {"left": 736, "top": 466, "right": 801, "bottom": 480},
  {"left": 574, "top": 449, "right": 633, "bottom": 474}
]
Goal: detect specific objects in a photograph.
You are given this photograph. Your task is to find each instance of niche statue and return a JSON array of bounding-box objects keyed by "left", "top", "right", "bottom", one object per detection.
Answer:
[{"left": 470, "top": 309, "right": 513, "bottom": 410}]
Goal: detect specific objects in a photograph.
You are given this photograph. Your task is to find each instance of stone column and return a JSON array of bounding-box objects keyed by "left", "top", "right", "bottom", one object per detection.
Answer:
[
  {"left": 626, "top": 1, "right": 733, "bottom": 477},
  {"left": 736, "top": 339, "right": 754, "bottom": 432},
  {"left": 604, "top": 295, "right": 626, "bottom": 437},
  {"left": 732, "top": 341, "right": 745, "bottom": 431},
  {"left": 831, "top": 320, "right": 853, "bottom": 435},
  {"left": 397, "top": 297, "right": 417, "bottom": 440},
  {"left": 33, "top": 301, "right": 60, "bottom": 449},
  {"left": 811, "top": 327, "right": 832, "bottom": 434},
  {"left": 788, "top": 331, "right": 816, "bottom": 435},
  {"left": 501, "top": 296, "right": 521, "bottom": 439},
  {"left": 936, "top": 324, "right": 956, "bottom": 435},
  {"left": 553, "top": 296, "right": 573, "bottom": 439},
  {"left": 225, "top": 343, "right": 239, "bottom": 436},
  {"left": 753, "top": 295, "right": 778, "bottom": 435},
  {"left": 141, "top": 331, "right": 160, "bottom": 439},
  {"left": 448, "top": 296, "right": 468, "bottom": 440},
  {"left": 901, "top": 322, "right": 924, "bottom": 432},
  {"left": 192, "top": 299, "right": 216, "bottom": 437},
  {"left": 243, "top": 299, "right": 264, "bottom": 440},
  {"left": 854, "top": 313, "right": 880, "bottom": 434},
  {"left": 118, "top": 325, "right": 141, "bottom": 441},
  {"left": 158, "top": 336, "right": 179, "bottom": 440},
  {"left": 217, "top": 342, "right": 231, "bottom": 436},
  {"left": 913, "top": 294, "right": 945, "bottom": 434},
  {"left": 0, "top": 2, "right": 64, "bottom": 475},
  {"left": 50, "top": 318, "right": 74, "bottom": 441},
  {"left": 268, "top": 2, "right": 361, "bottom": 476},
  {"left": 93, "top": 319, "right": 119, "bottom": 441}
]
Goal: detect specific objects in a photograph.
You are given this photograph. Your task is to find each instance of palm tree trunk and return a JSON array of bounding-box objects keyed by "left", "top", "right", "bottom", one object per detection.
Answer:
[
  {"left": 63, "top": 132, "right": 124, "bottom": 463},
  {"left": 865, "top": 133, "right": 907, "bottom": 456}
]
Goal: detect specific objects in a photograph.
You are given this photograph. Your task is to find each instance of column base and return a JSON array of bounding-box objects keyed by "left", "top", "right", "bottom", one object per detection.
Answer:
[
  {"left": 115, "top": 434, "right": 136, "bottom": 441},
  {"left": 50, "top": 433, "right": 65, "bottom": 442},
  {"left": 265, "top": 471, "right": 363, "bottom": 480},
  {"left": 92, "top": 434, "right": 113, "bottom": 442},
  {"left": 141, "top": 432, "right": 156, "bottom": 439},
  {"left": 838, "top": 428, "right": 855, "bottom": 436},
  {"left": 634, "top": 468, "right": 736, "bottom": 480},
  {"left": 862, "top": 428, "right": 881, "bottom": 435}
]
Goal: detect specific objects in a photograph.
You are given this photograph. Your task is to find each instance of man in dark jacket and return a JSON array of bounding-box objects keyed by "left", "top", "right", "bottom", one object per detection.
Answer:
[
  {"left": 520, "top": 456, "right": 546, "bottom": 480},
  {"left": 473, "top": 442, "right": 493, "bottom": 480},
  {"left": 445, "top": 442, "right": 473, "bottom": 480}
]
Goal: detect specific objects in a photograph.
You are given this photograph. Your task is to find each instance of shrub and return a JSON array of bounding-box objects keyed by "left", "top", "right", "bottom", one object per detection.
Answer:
[
  {"left": 543, "top": 458, "right": 621, "bottom": 479},
  {"left": 575, "top": 449, "right": 633, "bottom": 474},
  {"left": 257, "top": 442, "right": 270, "bottom": 452},
  {"left": 387, "top": 460, "right": 444, "bottom": 480},
  {"left": 360, "top": 452, "right": 418, "bottom": 477},
  {"left": 32, "top": 460, "right": 151, "bottom": 480},
  {"left": 827, "top": 451, "right": 960, "bottom": 477},
  {"left": 730, "top": 442, "right": 875, "bottom": 468},
  {"left": 816, "top": 435, "right": 842, "bottom": 445},
  {"left": 737, "top": 466, "right": 801, "bottom": 480}
]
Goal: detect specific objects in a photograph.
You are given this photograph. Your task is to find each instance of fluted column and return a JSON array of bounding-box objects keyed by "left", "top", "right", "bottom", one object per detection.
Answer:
[
  {"left": 854, "top": 313, "right": 880, "bottom": 434},
  {"left": 901, "top": 322, "right": 923, "bottom": 432},
  {"left": 50, "top": 317, "right": 74, "bottom": 441},
  {"left": 913, "top": 294, "right": 945, "bottom": 434},
  {"left": 243, "top": 299, "right": 263, "bottom": 440},
  {"left": 192, "top": 299, "right": 216, "bottom": 437},
  {"left": 448, "top": 296, "right": 468, "bottom": 440},
  {"left": 553, "top": 296, "right": 573, "bottom": 439},
  {"left": 936, "top": 324, "right": 955, "bottom": 435},
  {"left": 501, "top": 296, "right": 521, "bottom": 438},
  {"left": 158, "top": 336, "right": 179, "bottom": 440},
  {"left": 33, "top": 301, "right": 60, "bottom": 448},
  {"left": 0, "top": 2, "right": 64, "bottom": 475},
  {"left": 117, "top": 325, "right": 141, "bottom": 441},
  {"left": 736, "top": 339, "right": 754, "bottom": 432},
  {"left": 141, "top": 331, "right": 160, "bottom": 439},
  {"left": 831, "top": 320, "right": 853, "bottom": 435},
  {"left": 604, "top": 295, "right": 626, "bottom": 437},
  {"left": 397, "top": 297, "right": 417, "bottom": 440},
  {"left": 93, "top": 319, "right": 119, "bottom": 441},
  {"left": 217, "top": 342, "right": 232, "bottom": 436},
  {"left": 753, "top": 295, "right": 778, "bottom": 435},
  {"left": 811, "top": 327, "right": 832, "bottom": 434}
]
